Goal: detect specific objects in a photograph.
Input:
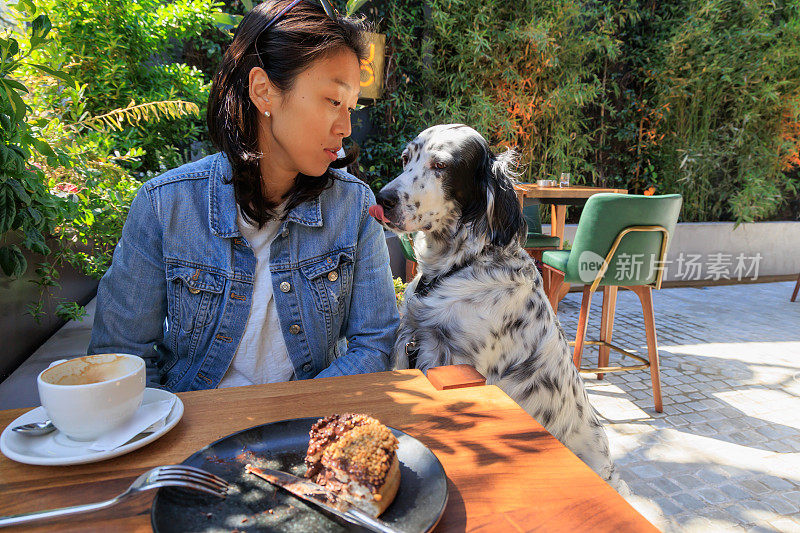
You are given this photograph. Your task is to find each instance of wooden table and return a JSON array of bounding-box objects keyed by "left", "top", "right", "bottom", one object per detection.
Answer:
[
  {"left": 514, "top": 185, "right": 628, "bottom": 248},
  {"left": 0, "top": 369, "right": 655, "bottom": 532}
]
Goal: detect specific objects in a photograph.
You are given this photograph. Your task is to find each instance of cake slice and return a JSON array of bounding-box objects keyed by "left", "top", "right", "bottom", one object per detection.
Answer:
[{"left": 305, "top": 413, "right": 400, "bottom": 516}]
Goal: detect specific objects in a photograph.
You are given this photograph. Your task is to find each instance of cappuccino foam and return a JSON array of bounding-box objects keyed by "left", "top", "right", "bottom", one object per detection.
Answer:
[{"left": 43, "top": 355, "right": 134, "bottom": 386}]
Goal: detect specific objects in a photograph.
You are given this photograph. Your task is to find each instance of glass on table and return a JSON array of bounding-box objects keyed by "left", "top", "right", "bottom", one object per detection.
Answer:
[{"left": 559, "top": 172, "right": 571, "bottom": 188}]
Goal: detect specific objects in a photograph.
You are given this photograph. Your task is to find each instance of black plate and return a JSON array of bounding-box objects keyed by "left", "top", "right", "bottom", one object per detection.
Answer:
[{"left": 151, "top": 417, "right": 448, "bottom": 533}]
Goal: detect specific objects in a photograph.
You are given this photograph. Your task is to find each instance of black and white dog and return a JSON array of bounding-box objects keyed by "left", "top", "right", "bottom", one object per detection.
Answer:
[{"left": 370, "top": 124, "right": 627, "bottom": 492}]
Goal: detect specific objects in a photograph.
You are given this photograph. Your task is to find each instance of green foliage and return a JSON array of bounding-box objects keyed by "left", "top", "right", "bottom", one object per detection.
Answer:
[
  {"left": 346, "top": 0, "right": 372, "bottom": 16},
  {"left": 36, "top": 0, "right": 221, "bottom": 110},
  {"left": 1, "top": 0, "right": 230, "bottom": 322},
  {"left": 31, "top": 0, "right": 225, "bottom": 172},
  {"left": 0, "top": 3, "right": 76, "bottom": 319},
  {"left": 358, "top": 0, "right": 632, "bottom": 189},
  {"left": 81, "top": 100, "right": 201, "bottom": 132},
  {"left": 393, "top": 276, "right": 407, "bottom": 309},
  {"left": 353, "top": 0, "right": 427, "bottom": 187},
  {"left": 359, "top": 0, "right": 800, "bottom": 223},
  {"left": 651, "top": 0, "right": 800, "bottom": 221}
]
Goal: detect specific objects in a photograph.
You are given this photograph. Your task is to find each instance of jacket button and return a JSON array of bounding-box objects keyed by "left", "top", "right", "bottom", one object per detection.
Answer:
[
  {"left": 327, "top": 271, "right": 338, "bottom": 282},
  {"left": 188, "top": 287, "right": 200, "bottom": 294},
  {"left": 280, "top": 281, "right": 291, "bottom": 293},
  {"left": 281, "top": 228, "right": 289, "bottom": 238},
  {"left": 302, "top": 362, "right": 312, "bottom": 373},
  {"left": 289, "top": 324, "right": 301, "bottom": 335}
]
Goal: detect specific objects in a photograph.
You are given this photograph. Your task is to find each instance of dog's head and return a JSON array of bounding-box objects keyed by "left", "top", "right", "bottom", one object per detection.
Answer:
[{"left": 372, "top": 124, "right": 526, "bottom": 247}]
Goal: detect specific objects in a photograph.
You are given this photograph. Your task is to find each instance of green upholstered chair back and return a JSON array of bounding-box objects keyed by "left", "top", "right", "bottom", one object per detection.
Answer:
[
  {"left": 523, "top": 203, "right": 544, "bottom": 234},
  {"left": 565, "top": 194, "right": 682, "bottom": 287},
  {"left": 399, "top": 233, "right": 416, "bottom": 262},
  {"left": 522, "top": 202, "right": 561, "bottom": 249}
]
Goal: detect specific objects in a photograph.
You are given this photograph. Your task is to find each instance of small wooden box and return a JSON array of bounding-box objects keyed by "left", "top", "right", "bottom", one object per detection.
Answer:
[{"left": 426, "top": 364, "right": 486, "bottom": 391}]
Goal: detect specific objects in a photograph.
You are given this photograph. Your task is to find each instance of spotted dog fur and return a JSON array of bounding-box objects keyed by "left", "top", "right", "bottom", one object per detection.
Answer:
[{"left": 374, "top": 124, "right": 628, "bottom": 493}]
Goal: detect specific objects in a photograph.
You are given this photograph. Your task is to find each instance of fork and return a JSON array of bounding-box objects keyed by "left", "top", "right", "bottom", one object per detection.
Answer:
[{"left": 0, "top": 465, "right": 229, "bottom": 528}]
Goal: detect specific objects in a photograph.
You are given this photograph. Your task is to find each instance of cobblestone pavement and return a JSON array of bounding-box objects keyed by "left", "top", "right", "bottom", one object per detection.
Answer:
[{"left": 556, "top": 281, "right": 800, "bottom": 532}]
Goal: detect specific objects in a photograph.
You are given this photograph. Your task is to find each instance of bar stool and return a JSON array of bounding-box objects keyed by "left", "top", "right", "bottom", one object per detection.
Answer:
[{"left": 542, "top": 193, "right": 682, "bottom": 413}]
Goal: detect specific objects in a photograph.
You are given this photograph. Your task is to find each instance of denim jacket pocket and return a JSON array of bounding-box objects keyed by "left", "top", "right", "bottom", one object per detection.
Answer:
[
  {"left": 166, "top": 264, "right": 226, "bottom": 333},
  {"left": 299, "top": 250, "right": 354, "bottom": 315}
]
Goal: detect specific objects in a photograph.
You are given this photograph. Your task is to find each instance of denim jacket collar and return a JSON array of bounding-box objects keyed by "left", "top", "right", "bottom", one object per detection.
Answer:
[{"left": 208, "top": 153, "right": 323, "bottom": 238}]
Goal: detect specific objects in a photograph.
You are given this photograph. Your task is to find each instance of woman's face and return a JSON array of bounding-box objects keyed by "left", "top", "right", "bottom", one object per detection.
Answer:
[{"left": 259, "top": 48, "right": 361, "bottom": 179}]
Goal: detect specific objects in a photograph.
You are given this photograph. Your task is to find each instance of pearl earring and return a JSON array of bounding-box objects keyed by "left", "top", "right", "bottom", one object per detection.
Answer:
[{"left": 264, "top": 110, "right": 271, "bottom": 118}]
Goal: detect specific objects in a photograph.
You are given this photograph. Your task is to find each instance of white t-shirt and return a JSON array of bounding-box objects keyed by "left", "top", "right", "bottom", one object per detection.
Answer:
[{"left": 218, "top": 206, "right": 295, "bottom": 388}]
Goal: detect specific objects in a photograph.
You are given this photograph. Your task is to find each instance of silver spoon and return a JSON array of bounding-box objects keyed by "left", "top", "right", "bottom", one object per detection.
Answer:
[{"left": 12, "top": 420, "right": 56, "bottom": 436}]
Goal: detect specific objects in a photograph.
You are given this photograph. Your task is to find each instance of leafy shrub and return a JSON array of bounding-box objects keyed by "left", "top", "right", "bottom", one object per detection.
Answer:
[
  {"left": 0, "top": 5, "right": 80, "bottom": 319},
  {"left": 31, "top": 0, "right": 225, "bottom": 173},
  {"left": 358, "top": 0, "right": 800, "bottom": 223},
  {"left": 651, "top": 0, "right": 800, "bottom": 221},
  {"left": 1, "top": 0, "right": 229, "bottom": 321},
  {"left": 393, "top": 276, "right": 407, "bottom": 309}
]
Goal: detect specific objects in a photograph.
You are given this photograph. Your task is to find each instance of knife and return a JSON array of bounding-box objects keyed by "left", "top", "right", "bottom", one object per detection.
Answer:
[{"left": 245, "top": 464, "right": 403, "bottom": 533}]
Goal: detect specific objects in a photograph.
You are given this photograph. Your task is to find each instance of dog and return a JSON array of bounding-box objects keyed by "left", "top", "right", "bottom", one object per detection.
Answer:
[{"left": 369, "top": 124, "right": 627, "bottom": 493}]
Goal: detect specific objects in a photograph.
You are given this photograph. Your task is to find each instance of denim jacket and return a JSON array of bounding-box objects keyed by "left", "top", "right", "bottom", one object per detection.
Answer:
[{"left": 88, "top": 152, "right": 399, "bottom": 392}]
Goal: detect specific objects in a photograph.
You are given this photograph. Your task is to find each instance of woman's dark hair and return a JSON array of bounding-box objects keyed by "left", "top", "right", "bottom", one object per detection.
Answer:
[{"left": 207, "top": 0, "right": 370, "bottom": 227}]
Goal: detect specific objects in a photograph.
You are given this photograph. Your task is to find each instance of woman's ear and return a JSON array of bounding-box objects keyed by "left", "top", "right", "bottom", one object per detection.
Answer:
[
  {"left": 486, "top": 149, "right": 527, "bottom": 247},
  {"left": 248, "top": 67, "right": 274, "bottom": 116}
]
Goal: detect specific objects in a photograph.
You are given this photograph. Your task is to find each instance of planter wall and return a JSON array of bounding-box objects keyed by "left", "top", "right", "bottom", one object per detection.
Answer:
[
  {"left": 385, "top": 231, "right": 409, "bottom": 281},
  {"left": 0, "top": 240, "right": 98, "bottom": 382}
]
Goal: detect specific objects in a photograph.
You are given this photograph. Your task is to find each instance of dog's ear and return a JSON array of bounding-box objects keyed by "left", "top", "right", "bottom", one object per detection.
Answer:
[
  {"left": 483, "top": 149, "right": 527, "bottom": 247},
  {"left": 458, "top": 142, "right": 527, "bottom": 247}
]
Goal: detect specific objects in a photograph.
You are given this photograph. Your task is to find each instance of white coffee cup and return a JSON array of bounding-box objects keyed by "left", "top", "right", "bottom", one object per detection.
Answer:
[{"left": 37, "top": 353, "right": 146, "bottom": 441}]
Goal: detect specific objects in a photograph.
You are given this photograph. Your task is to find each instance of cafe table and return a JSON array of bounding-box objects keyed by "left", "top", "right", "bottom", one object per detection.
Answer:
[
  {"left": 514, "top": 184, "right": 628, "bottom": 248},
  {"left": 0, "top": 368, "right": 656, "bottom": 532}
]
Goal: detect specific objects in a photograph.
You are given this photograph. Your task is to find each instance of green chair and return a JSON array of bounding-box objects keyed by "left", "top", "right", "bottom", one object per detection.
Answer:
[
  {"left": 399, "top": 233, "right": 418, "bottom": 280},
  {"left": 542, "top": 193, "right": 682, "bottom": 413},
  {"left": 399, "top": 233, "right": 416, "bottom": 262},
  {"left": 523, "top": 203, "right": 561, "bottom": 261}
]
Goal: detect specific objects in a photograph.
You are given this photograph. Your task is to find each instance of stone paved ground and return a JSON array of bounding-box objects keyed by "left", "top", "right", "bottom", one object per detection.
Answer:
[{"left": 555, "top": 281, "right": 800, "bottom": 532}]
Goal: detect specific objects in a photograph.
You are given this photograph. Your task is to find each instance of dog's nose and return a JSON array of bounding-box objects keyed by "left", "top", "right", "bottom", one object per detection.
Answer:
[{"left": 376, "top": 190, "right": 399, "bottom": 211}]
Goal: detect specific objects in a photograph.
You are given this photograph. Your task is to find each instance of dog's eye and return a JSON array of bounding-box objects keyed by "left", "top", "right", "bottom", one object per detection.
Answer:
[
  {"left": 433, "top": 161, "right": 447, "bottom": 170},
  {"left": 401, "top": 153, "right": 409, "bottom": 166}
]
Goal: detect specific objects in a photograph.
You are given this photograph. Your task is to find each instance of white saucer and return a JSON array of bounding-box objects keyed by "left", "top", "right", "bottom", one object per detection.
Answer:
[{"left": 0, "top": 388, "right": 183, "bottom": 466}]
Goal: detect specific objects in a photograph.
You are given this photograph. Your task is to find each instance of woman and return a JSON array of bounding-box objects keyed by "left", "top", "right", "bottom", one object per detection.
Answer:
[{"left": 88, "top": 0, "right": 400, "bottom": 392}]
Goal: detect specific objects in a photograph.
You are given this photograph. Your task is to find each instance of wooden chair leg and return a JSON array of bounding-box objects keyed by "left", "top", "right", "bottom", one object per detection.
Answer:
[
  {"left": 543, "top": 265, "right": 551, "bottom": 295},
  {"left": 597, "top": 285, "right": 618, "bottom": 380},
  {"left": 545, "top": 268, "right": 565, "bottom": 313},
  {"left": 405, "top": 259, "right": 417, "bottom": 281},
  {"left": 573, "top": 286, "right": 593, "bottom": 369},
  {"left": 555, "top": 282, "right": 570, "bottom": 313},
  {"left": 630, "top": 285, "right": 663, "bottom": 413},
  {"left": 550, "top": 204, "right": 567, "bottom": 248},
  {"left": 792, "top": 273, "right": 800, "bottom": 302}
]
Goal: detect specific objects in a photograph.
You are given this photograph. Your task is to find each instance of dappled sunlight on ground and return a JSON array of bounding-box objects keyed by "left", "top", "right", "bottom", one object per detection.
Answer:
[{"left": 558, "top": 281, "right": 800, "bottom": 532}]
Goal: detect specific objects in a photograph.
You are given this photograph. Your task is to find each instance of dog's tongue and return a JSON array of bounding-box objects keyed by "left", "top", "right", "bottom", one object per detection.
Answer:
[{"left": 369, "top": 204, "right": 385, "bottom": 222}]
